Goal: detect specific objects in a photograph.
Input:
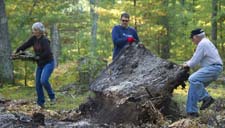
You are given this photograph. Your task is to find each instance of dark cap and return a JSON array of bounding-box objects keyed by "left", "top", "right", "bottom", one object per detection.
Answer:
[{"left": 190, "top": 28, "right": 204, "bottom": 38}]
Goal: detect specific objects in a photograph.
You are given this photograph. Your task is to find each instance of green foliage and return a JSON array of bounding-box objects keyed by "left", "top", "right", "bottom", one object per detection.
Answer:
[
  {"left": 0, "top": 85, "right": 35, "bottom": 100},
  {"left": 76, "top": 54, "right": 107, "bottom": 84},
  {"left": 0, "top": 84, "right": 92, "bottom": 110},
  {"left": 50, "top": 61, "right": 79, "bottom": 88},
  {"left": 4, "top": 0, "right": 225, "bottom": 90},
  {"left": 173, "top": 83, "right": 225, "bottom": 113},
  {"left": 6, "top": 0, "right": 225, "bottom": 60}
]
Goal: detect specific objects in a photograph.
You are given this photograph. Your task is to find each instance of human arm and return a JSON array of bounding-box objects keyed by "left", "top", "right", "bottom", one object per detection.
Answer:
[
  {"left": 16, "top": 36, "right": 34, "bottom": 53},
  {"left": 186, "top": 44, "right": 205, "bottom": 68},
  {"left": 112, "top": 26, "right": 128, "bottom": 47}
]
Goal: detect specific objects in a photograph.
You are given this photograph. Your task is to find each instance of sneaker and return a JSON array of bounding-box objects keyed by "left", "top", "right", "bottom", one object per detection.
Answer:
[
  {"left": 50, "top": 99, "right": 56, "bottom": 105},
  {"left": 200, "top": 96, "right": 215, "bottom": 110},
  {"left": 187, "top": 112, "right": 199, "bottom": 118},
  {"left": 39, "top": 104, "right": 45, "bottom": 109}
]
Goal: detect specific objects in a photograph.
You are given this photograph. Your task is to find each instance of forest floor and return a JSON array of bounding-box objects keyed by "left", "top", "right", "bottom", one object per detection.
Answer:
[{"left": 0, "top": 82, "right": 224, "bottom": 127}]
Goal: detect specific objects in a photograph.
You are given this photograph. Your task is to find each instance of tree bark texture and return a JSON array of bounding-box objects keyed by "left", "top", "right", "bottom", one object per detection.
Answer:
[
  {"left": 160, "top": 1, "right": 170, "bottom": 59},
  {"left": 0, "top": 0, "right": 14, "bottom": 84},
  {"left": 90, "top": 0, "right": 98, "bottom": 56},
  {"left": 50, "top": 23, "right": 61, "bottom": 67},
  {"left": 211, "top": 0, "right": 218, "bottom": 46},
  {"left": 79, "top": 44, "right": 189, "bottom": 124}
]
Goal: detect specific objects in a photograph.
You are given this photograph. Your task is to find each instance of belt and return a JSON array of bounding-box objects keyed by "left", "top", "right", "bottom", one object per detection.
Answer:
[{"left": 211, "top": 64, "right": 223, "bottom": 66}]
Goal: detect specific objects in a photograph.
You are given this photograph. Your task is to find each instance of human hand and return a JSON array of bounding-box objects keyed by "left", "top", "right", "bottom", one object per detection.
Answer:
[
  {"left": 127, "top": 37, "right": 135, "bottom": 43},
  {"left": 182, "top": 63, "right": 188, "bottom": 68},
  {"left": 182, "top": 63, "right": 190, "bottom": 71}
]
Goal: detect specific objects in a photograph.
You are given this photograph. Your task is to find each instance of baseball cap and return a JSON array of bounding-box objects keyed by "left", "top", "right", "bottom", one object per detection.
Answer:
[{"left": 190, "top": 28, "right": 204, "bottom": 38}]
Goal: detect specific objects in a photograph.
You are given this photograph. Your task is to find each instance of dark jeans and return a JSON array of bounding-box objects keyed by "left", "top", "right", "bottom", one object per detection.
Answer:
[{"left": 35, "top": 60, "right": 55, "bottom": 106}]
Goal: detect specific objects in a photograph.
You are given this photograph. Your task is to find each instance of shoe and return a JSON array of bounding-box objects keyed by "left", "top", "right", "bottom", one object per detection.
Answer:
[
  {"left": 187, "top": 112, "right": 199, "bottom": 118},
  {"left": 39, "top": 104, "right": 45, "bottom": 109},
  {"left": 50, "top": 99, "right": 56, "bottom": 105},
  {"left": 200, "top": 96, "right": 215, "bottom": 110}
]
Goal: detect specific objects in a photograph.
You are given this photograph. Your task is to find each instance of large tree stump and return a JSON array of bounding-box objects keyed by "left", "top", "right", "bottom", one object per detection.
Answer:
[{"left": 79, "top": 44, "right": 189, "bottom": 124}]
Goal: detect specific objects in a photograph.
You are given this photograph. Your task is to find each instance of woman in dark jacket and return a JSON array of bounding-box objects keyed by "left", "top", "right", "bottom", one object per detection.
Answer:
[{"left": 15, "top": 22, "right": 55, "bottom": 108}]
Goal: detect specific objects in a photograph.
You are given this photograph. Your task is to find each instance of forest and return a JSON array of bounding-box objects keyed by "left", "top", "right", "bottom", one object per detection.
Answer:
[{"left": 0, "top": 0, "right": 225, "bottom": 127}]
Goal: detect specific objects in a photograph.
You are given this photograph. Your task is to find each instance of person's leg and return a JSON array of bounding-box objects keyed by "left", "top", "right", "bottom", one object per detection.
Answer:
[
  {"left": 40, "top": 61, "right": 55, "bottom": 100},
  {"left": 35, "top": 67, "right": 45, "bottom": 106},
  {"left": 186, "top": 65, "right": 222, "bottom": 113}
]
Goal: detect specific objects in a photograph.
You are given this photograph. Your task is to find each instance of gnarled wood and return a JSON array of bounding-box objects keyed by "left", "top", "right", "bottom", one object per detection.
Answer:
[{"left": 79, "top": 44, "right": 189, "bottom": 124}]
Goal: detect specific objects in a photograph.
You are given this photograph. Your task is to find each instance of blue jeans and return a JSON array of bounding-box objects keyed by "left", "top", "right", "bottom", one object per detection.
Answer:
[
  {"left": 186, "top": 65, "right": 222, "bottom": 113},
  {"left": 35, "top": 60, "right": 55, "bottom": 106}
]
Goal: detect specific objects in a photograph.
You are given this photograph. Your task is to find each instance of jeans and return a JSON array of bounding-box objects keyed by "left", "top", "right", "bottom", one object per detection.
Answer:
[
  {"left": 35, "top": 60, "right": 55, "bottom": 106},
  {"left": 186, "top": 64, "right": 222, "bottom": 113}
]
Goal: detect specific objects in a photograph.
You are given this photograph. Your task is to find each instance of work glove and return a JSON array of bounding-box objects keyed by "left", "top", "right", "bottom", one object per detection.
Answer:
[{"left": 127, "top": 37, "right": 135, "bottom": 43}]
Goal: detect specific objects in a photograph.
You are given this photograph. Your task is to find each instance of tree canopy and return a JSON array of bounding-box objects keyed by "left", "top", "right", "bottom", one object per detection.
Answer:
[{"left": 1, "top": 0, "right": 225, "bottom": 84}]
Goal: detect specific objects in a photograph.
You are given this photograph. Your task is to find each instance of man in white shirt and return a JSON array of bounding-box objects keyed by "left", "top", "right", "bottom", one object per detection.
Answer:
[{"left": 183, "top": 28, "right": 223, "bottom": 118}]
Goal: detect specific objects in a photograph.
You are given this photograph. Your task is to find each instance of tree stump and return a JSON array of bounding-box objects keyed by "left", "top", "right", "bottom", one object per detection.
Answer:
[{"left": 79, "top": 44, "right": 189, "bottom": 124}]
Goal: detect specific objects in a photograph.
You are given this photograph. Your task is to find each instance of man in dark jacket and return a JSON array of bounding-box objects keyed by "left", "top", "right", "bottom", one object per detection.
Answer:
[{"left": 111, "top": 12, "right": 139, "bottom": 60}]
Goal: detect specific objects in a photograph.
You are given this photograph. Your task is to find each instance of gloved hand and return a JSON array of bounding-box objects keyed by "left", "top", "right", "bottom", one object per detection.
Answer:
[
  {"left": 182, "top": 63, "right": 189, "bottom": 68},
  {"left": 127, "top": 37, "right": 135, "bottom": 43},
  {"left": 182, "top": 63, "right": 190, "bottom": 71}
]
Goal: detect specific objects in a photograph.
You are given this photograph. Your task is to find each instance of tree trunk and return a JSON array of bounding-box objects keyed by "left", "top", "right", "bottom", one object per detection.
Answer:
[
  {"left": 218, "top": 1, "right": 224, "bottom": 52},
  {"left": 133, "top": 0, "right": 137, "bottom": 30},
  {"left": 0, "top": 0, "right": 14, "bottom": 84},
  {"left": 79, "top": 45, "right": 189, "bottom": 124},
  {"left": 211, "top": 0, "right": 218, "bottom": 47},
  {"left": 90, "top": 0, "right": 98, "bottom": 56},
  {"left": 50, "top": 23, "right": 61, "bottom": 67},
  {"left": 180, "top": 0, "right": 185, "bottom": 5},
  {"left": 160, "top": 1, "right": 170, "bottom": 59}
]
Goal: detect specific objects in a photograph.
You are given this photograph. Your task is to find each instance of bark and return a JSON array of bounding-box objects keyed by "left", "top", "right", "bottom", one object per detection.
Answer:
[
  {"left": 90, "top": 0, "right": 98, "bottom": 56},
  {"left": 79, "top": 44, "right": 189, "bottom": 124},
  {"left": 180, "top": 0, "right": 185, "bottom": 5},
  {"left": 211, "top": 0, "right": 218, "bottom": 47},
  {"left": 0, "top": 0, "right": 14, "bottom": 84},
  {"left": 160, "top": 1, "right": 170, "bottom": 59},
  {"left": 50, "top": 23, "right": 61, "bottom": 67},
  {"left": 218, "top": 1, "right": 224, "bottom": 52}
]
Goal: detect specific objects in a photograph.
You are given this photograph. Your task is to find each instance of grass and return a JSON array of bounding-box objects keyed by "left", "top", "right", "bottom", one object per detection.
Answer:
[
  {"left": 172, "top": 82, "right": 225, "bottom": 113},
  {"left": 0, "top": 60, "right": 92, "bottom": 111},
  {"left": 0, "top": 85, "right": 92, "bottom": 110},
  {"left": 0, "top": 85, "right": 36, "bottom": 100}
]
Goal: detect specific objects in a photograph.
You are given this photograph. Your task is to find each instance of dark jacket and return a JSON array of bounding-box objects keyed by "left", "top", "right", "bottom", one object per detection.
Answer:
[
  {"left": 16, "top": 35, "right": 53, "bottom": 67},
  {"left": 111, "top": 25, "right": 139, "bottom": 60}
]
